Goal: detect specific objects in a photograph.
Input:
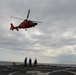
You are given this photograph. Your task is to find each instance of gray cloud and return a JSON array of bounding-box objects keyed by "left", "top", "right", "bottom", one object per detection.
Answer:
[{"left": 0, "top": 0, "right": 76, "bottom": 63}]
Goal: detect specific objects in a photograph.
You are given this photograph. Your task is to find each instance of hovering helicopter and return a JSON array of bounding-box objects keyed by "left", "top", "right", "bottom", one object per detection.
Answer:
[{"left": 10, "top": 10, "right": 41, "bottom": 31}]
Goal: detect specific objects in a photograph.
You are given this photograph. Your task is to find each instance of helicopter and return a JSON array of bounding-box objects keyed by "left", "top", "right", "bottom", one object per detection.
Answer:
[{"left": 10, "top": 10, "right": 41, "bottom": 31}]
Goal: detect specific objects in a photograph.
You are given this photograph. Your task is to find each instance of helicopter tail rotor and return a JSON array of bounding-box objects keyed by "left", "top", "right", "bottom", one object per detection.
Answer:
[
  {"left": 10, "top": 23, "right": 19, "bottom": 31},
  {"left": 10, "top": 23, "right": 14, "bottom": 30}
]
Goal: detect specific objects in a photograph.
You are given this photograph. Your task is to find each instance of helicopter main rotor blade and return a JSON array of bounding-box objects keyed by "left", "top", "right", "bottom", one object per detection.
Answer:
[
  {"left": 10, "top": 16, "right": 42, "bottom": 23},
  {"left": 10, "top": 16, "right": 24, "bottom": 20},
  {"left": 26, "top": 10, "right": 30, "bottom": 19},
  {"left": 32, "top": 20, "right": 42, "bottom": 23}
]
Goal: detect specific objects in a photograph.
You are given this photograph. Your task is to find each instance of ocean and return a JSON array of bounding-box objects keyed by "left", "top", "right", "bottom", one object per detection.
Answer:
[
  {"left": 0, "top": 61, "right": 76, "bottom": 67},
  {"left": 0, "top": 61, "right": 23, "bottom": 66},
  {"left": 39, "top": 63, "right": 76, "bottom": 67}
]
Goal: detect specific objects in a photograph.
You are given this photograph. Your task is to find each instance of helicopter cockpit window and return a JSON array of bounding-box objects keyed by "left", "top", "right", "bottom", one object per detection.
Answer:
[{"left": 27, "top": 21, "right": 30, "bottom": 24}]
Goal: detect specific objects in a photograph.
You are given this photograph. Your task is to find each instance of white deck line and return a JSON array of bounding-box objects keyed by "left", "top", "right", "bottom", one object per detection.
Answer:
[
  {"left": 8, "top": 71, "right": 18, "bottom": 75},
  {"left": 65, "top": 71, "right": 76, "bottom": 75},
  {"left": 37, "top": 72, "right": 49, "bottom": 75},
  {"left": 26, "top": 71, "right": 41, "bottom": 73}
]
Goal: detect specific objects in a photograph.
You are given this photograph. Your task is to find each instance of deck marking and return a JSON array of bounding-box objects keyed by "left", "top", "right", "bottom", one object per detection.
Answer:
[{"left": 8, "top": 71, "right": 18, "bottom": 75}]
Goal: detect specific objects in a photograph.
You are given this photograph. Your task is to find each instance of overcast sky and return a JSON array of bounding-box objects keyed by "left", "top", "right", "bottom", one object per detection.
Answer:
[{"left": 0, "top": 0, "right": 76, "bottom": 64}]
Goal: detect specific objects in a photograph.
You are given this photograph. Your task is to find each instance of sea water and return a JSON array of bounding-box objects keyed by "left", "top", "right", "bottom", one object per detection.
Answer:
[
  {"left": 0, "top": 61, "right": 76, "bottom": 67},
  {"left": 0, "top": 61, "right": 22, "bottom": 66}
]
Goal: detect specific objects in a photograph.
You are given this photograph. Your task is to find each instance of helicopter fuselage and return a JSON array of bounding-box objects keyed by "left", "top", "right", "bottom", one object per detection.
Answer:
[
  {"left": 18, "top": 20, "right": 37, "bottom": 28},
  {"left": 10, "top": 20, "right": 38, "bottom": 31}
]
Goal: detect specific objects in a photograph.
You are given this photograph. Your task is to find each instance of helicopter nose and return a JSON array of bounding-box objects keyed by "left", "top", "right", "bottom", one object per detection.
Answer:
[{"left": 34, "top": 23, "right": 37, "bottom": 25}]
